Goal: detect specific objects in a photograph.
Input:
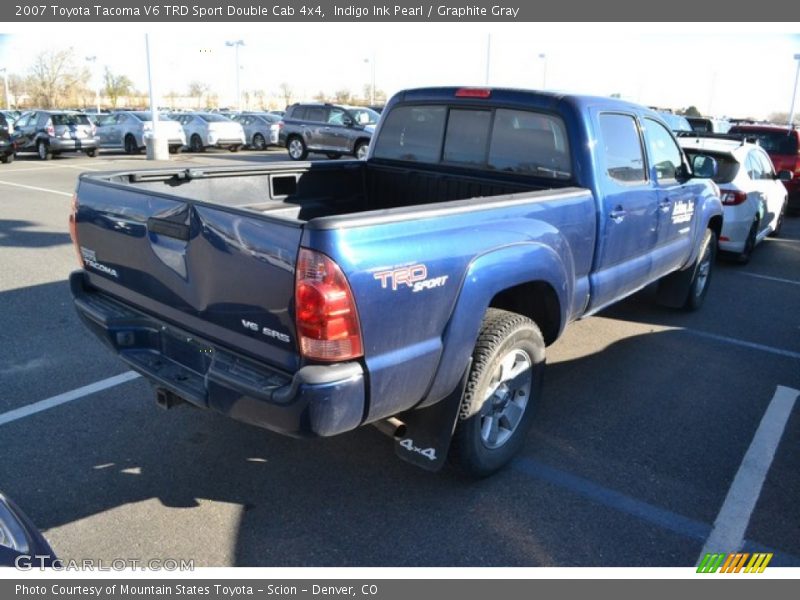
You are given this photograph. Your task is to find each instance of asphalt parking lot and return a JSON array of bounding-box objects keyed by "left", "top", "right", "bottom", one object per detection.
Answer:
[{"left": 0, "top": 149, "right": 798, "bottom": 567}]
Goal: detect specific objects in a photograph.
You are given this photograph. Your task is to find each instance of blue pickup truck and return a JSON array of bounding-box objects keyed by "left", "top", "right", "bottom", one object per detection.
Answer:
[{"left": 69, "top": 88, "right": 723, "bottom": 477}]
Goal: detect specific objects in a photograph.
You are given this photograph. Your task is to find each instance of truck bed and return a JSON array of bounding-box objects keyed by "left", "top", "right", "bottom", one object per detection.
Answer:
[{"left": 91, "top": 160, "right": 562, "bottom": 224}]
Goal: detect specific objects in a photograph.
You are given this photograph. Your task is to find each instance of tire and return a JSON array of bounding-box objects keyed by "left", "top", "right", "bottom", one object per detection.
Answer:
[
  {"left": 169, "top": 145, "right": 182, "bottom": 155},
  {"left": 85, "top": 148, "right": 98, "bottom": 158},
  {"left": 769, "top": 201, "right": 786, "bottom": 238},
  {"left": 736, "top": 218, "right": 759, "bottom": 265},
  {"left": 251, "top": 133, "right": 266, "bottom": 151},
  {"left": 354, "top": 140, "right": 369, "bottom": 160},
  {"left": 326, "top": 153, "right": 342, "bottom": 159},
  {"left": 449, "top": 308, "right": 545, "bottom": 478},
  {"left": 684, "top": 228, "right": 716, "bottom": 311},
  {"left": 287, "top": 136, "right": 307, "bottom": 160},
  {"left": 229, "top": 145, "right": 240, "bottom": 153},
  {"left": 189, "top": 134, "right": 205, "bottom": 153},
  {"left": 0, "top": 152, "right": 13, "bottom": 164},
  {"left": 37, "top": 141, "right": 52, "bottom": 161},
  {"left": 124, "top": 135, "right": 140, "bottom": 155}
]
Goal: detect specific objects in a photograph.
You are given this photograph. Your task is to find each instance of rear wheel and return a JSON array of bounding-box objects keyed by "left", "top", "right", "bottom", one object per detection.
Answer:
[
  {"left": 251, "top": 133, "right": 266, "bottom": 151},
  {"left": 0, "top": 152, "right": 13, "bottom": 164},
  {"left": 85, "top": 148, "right": 98, "bottom": 158},
  {"left": 124, "top": 135, "right": 139, "bottom": 155},
  {"left": 449, "top": 309, "right": 545, "bottom": 478},
  {"left": 37, "top": 141, "right": 52, "bottom": 160},
  {"left": 189, "top": 134, "right": 205, "bottom": 153},
  {"left": 736, "top": 218, "right": 759, "bottom": 264},
  {"left": 769, "top": 201, "right": 786, "bottom": 238},
  {"left": 287, "top": 136, "right": 307, "bottom": 160},
  {"left": 169, "top": 145, "right": 182, "bottom": 155}
]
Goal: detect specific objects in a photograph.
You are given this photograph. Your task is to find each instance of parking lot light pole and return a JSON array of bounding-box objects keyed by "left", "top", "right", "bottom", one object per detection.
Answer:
[
  {"left": 85, "top": 56, "right": 100, "bottom": 113},
  {"left": 788, "top": 53, "right": 800, "bottom": 126},
  {"left": 145, "top": 34, "right": 168, "bottom": 160},
  {"left": 0, "top": 67, "right": 9, "bottom": 110},
  {"left": 364, "top": 55, "right": 376, "bottom": 105},
  {"left": 539, "top": 53, "right": 547, "bottom": 89},
  {"left": 225, "top": 40, "right": 244, "bottom": 111}
]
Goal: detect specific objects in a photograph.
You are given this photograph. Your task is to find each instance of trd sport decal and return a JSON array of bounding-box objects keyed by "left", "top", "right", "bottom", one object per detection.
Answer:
[{"left": 373, "top": 264, "right": 448, "bottom": 293}]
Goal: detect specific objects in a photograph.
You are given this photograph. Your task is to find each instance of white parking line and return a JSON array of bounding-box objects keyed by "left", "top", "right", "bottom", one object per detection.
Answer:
[
  {"left": 0, "top": 179, "right": 72, "bottom": 197},
  {"left": 0, "top": 371, "right": 141, "bottom": 427},
  {"left": 698, "top": 385, "right": 799, "bottom": 558},
  {"left": 683, "top": 329, "right": 800, "bottom": 361},
  {"left": 0, "top": 163, "right": 99, "bottom": 174},
  {"left": 737, "top": 271, "right": 800, "bottom": 287}
]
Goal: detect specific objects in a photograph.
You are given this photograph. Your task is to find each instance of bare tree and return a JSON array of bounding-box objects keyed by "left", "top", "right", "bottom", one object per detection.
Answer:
[
  {"left": 103, "top": 67, "right": 133, "bottom": 109},
  {"left": 165, "top": 90, "right": 178, "bottom": 110},
  {"left": 767, "top": 111, "right": 789, "bottom": 125},
  {"left": 333, "top": 89, "right": 352, "bottom": 104},
  {"left": 253, "top": 89, "right": 266, "bottom": 110},
  {"left": 278, "top": 82, "right": 293, "bottom": 108},
  {"left": 27, "top": 48, "right": 89, "bottom": 108},
  {"left": 6, "top": 74, "right": 27, "bottom": 107},
  {"left": 187, "top": 81, "right": 210, "bottom": 109}
]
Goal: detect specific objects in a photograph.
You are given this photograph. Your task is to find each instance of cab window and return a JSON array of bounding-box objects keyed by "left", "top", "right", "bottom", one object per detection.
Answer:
[
  {"left": 643, "top": 118, "right": 683, "bottom": 181},
  {"left": 598, "top": 113, "right": 646, "bottom": 183}
]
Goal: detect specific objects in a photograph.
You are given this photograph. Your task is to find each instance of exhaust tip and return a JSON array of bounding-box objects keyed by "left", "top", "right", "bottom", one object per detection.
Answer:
[{"left": 373, "top": 417, "right": 407, "bottom": 439}]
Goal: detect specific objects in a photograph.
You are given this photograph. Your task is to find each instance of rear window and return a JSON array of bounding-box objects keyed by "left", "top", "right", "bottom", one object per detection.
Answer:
[
  {"left": 731, "top": 129, "right": 799, "bottom": 155},
  {"left": 130, "top": 112, "right": 174, "bottom": 121},
  {"left": 198, "top": 113, "right": 231, "bottom": 123},
  {"left": 373, "top": 104, "right": 572, "bottom": 179},
  {"left": 683, "top": 150, "right": 740, "bottom": 184},
  {"left": 51, "top": 114, "right": 91, "bottom": 126}
]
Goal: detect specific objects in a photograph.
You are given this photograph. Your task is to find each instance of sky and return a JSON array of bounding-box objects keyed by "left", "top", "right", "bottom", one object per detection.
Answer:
[{"left": 1, "top": 24, "right": 799, "bottom": 118}]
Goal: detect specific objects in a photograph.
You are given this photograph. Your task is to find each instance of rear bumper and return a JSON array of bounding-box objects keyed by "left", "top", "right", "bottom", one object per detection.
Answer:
[
  {"left": 69, "top": 271, "right": 365, "bottom": 438},
  {"left": 49, "top": 137, "right": 98, "bottom": 151}
]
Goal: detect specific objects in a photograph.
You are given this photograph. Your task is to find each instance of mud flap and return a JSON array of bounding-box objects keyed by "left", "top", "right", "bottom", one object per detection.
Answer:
[{"left": 392, "top": 361, "right": 471, "bottom": 472}]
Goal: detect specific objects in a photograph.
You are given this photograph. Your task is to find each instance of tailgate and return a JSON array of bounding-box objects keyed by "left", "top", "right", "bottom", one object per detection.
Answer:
[{"left": 73, "top": 178, "right": 302, "bottom": 371}]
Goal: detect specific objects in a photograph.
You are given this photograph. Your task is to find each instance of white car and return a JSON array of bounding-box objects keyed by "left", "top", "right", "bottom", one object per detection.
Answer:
[
  {"left": 95, "top": 111, "right": 186, "bottom": 155},
  {"left": 680, "top": 137, "right": 792, "bottom": 263},
  {"left": 170, "top": 112, "right": 246, "bottom": 152}
]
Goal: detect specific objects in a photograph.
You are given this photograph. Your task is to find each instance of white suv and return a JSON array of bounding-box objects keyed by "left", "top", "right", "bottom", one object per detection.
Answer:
[{"left": 680, "top": 137, "right": 792, "bottom": 263}]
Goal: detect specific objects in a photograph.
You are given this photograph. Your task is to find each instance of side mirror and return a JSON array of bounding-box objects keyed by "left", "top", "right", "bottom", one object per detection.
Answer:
[
  {"left": 777, "top": 169, "right": 793, "bottom": 182},
  {"left": 691, "top": 154, "right": 718, "bottom": 179}
]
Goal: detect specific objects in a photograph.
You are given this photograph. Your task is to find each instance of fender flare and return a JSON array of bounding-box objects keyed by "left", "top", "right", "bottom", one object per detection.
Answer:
[{"left": 419, "top": 241, "right": 571, "bottom": 408}]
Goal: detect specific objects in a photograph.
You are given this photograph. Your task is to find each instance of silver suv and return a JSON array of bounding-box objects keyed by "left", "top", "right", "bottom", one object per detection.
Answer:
[{"left": 279, "top": 103, "right": 378, "bottom": 160}]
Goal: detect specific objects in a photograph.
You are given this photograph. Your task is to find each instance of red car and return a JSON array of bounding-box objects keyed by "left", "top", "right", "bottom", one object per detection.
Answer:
[{"left": 729, "top": 124, "right": 800, "bottom": 212}]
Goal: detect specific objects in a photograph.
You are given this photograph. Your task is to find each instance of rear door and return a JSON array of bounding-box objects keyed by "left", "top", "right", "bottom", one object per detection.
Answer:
[
  {"left": 753, "top": 149, "right": 785, "bottom": 231},
  {"left": 588, "top": 111, "right": 659, "bottom": 311},
  {"left": 323, "top": 106, "right": 351, "bottom": 152},
  {"left": 303, "top": 106, "right": 328, "bottom": 150},
  {"left": 641, "top": 117, "right": 697, "bottom": 274}
]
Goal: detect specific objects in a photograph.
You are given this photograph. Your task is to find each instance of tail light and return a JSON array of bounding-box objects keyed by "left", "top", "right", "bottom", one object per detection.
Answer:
[
  {"left": 720, "top": 190, "right": 747, "bottom": 206},
  {"left": 295, "top": 248, "right": 362, "bottom": 362},
  {"left": 278, "top": 121, "right": 284, "bottom": 130},
  {"left": 90, "top": 123, "right": 96, "bottom": 137},
  {"left": 45, "top": 120, "right": 55, "bottom": 136},
  {"left": 68, "top": 194, "right": 83, "bottom": 266}
]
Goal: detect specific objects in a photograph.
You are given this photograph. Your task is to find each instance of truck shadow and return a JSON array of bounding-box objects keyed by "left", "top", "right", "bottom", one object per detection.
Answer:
[
  {"left": 0, "top": 219, "right": 72, "bottom": 248},
  {"left": 0, "top": 280, "right": 796, "bottom": 566}
]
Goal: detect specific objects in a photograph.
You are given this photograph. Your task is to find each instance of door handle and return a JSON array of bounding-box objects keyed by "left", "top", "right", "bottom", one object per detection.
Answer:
[{"left": 609, "top": 207, "right": 626, "bottom": 221}]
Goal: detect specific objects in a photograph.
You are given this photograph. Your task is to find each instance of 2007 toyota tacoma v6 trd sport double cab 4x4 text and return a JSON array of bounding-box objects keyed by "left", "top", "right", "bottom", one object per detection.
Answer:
[{"left": 69, "top": 87, "right": 723, "bottom": 477}]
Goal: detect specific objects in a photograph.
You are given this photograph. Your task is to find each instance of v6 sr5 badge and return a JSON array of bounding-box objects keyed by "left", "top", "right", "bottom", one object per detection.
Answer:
[{"left": 373, "top": 264, "right": 448, "bottom": 293}]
